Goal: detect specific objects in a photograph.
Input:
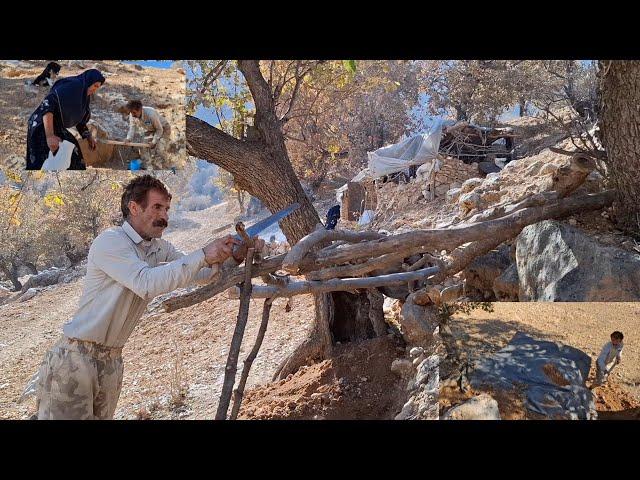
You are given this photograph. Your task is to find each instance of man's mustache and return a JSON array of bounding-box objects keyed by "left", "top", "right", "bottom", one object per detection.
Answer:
[{"left": 153, "top": 220, "right": 168, "bottom": 228}]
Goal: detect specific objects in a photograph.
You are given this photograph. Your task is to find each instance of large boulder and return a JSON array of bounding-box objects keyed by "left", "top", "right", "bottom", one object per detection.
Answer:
[
  {"left": 516, "top": 220, "right": 640, "bottom": 301},
  {"left": 442, "top": 393, "right": 501, "bottom": 420},
  {"left": 399, "top": 296, "right": 440, "bottom": 346}
]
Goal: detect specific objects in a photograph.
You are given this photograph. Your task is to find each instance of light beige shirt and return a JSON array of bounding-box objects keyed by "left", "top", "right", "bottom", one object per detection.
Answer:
[
  {"left": 597, "top": 341, "right": 623, "bottom": 373},
  {"left": 126, "top": 106, "right": 170, "bottom": 144},
  {"left": 63, "top": 221, "right": 219, "bottom": 347}
]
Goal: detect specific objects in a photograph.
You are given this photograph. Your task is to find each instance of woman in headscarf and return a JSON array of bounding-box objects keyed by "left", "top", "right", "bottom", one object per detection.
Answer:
[{"left": 26, "top": 69, "right": 105, "bottom": 170}]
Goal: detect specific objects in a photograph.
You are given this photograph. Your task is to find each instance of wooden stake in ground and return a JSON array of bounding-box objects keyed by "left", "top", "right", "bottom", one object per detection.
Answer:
[
  {"left": 215, "top": 223, "right": 255, "bottom": 420},
  {"left": 230, "top": 296, "right": 276, "bottom": 420}
]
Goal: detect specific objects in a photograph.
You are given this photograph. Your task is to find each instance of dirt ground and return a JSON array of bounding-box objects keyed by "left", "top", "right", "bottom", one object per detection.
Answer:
[
  {"left": 0, "top": 278, "right": 315, "bottom": 420},
  {"left": 238, "top": 335, "right": 407, "bottom": 420},
  {"left": 442, "top": 302, "right": 640, "bottom": 419},
  {"left": 0, "top": 59, "right": 186, "bottom": 171}
]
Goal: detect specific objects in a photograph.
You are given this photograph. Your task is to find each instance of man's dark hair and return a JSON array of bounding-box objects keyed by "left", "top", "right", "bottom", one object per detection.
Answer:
[
  {"left": 611, "top": 331, "right": 624, "bottom": 341},
  {"left": 121, "top": 175, "right": 172, "bottom": 219},
  {"left": 126, "top": 99, "right": 143, "bottom": 112}
]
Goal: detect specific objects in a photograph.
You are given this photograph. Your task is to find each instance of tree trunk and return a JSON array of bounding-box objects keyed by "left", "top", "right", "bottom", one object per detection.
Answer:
[
  {"left": 519, "top": 97, "right": 527, "bottom": 117},
  {"left": 598, "top": 60, "right": 640, "bottom": 236},
  {"left": 187, "top": 60, "right": 384, "bottom": 380},
  {"left": 236, "top": 190, "right": 246, "bottom": 215},
  {"left": 1, "top": 263, "right": 23, "bottom": 291},
  {"left": 187, "top": 125, "right": 316, "bottom": 244}
]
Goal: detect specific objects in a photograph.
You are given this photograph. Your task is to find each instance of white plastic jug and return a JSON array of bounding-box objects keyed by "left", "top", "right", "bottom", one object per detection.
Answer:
[{"left": 42, "top": 139, "right": 74, "bottom": 171}]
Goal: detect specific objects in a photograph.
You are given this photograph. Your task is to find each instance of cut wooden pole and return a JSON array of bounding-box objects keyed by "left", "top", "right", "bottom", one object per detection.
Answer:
[
  {"left": 230, "top": 296, "right": 275, "bottom": 420},
  {"left": 97, "top": 139, "right": 152, "bottom": 148},
  {"left": 215, "top": 222, "right": 255, "bottom": 420}
]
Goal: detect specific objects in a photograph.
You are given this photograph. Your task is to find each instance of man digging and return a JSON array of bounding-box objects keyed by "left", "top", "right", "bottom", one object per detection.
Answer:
[
  {"left": 124, "top": 100, "right": 173, "bottom": 170},
  {"left": 31, "top": 175, "right": 264, "bottom": 419}
]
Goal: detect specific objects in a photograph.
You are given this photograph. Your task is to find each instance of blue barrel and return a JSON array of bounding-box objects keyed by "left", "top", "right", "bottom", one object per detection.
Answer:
[{"left": 129, "top": 159, "right": 142, "bottom": 171}]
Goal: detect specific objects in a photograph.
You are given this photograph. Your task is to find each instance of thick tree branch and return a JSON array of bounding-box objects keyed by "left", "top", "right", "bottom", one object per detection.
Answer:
[
  {"left": 186, "top": 115, "right": 265, "bottom": 181},
  {"left": 311, "top": 191, "right": 616, "bottom": 268},
  {"left": 227, "top": 267, "right": 440, "bottom": 299},
  {"left": 283, "top": 227, "right": 385, "bottom": 274},
  {"left": 163, "top": 190, "right": 615, "bottom": 313}
]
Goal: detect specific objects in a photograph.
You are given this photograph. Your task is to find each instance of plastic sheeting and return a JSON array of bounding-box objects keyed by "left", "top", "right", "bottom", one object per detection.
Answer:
[
  {"left": 367, "top": 124, "right": 444, "bottom": 178},
  {"left": 42, "top": 140, "right": 74, "bottom": 171},
  {"left": 357, "top": 210, "right": 375, "bottom": 226},
  {"left": 470, "top": 332, "right": 597, "bottom": 420}
]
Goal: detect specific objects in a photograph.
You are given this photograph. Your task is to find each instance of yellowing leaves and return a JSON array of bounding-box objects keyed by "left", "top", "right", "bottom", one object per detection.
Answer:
[
  {"left": 5, "top": 170, "right": 23, "bottom": 184},
  {"left": 44, "top": 193, "right": 65, "bottom": 208},
  {"left": 8, "top": 191, "right": 22, "bottom": 206}
]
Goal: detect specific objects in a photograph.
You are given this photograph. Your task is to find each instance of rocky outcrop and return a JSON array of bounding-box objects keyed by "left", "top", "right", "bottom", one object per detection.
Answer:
[
  {"left": 20, "top": 268, "right": 63, "bottom": 292},
  {"left": 454, "top": 146, "right": 596, "bottom": 219},
  {"left": 394, "top": 354, "right": 439, "bottom": 420},
  {"left": 516, "top": 220, "right": 640, "bottom": 301}
]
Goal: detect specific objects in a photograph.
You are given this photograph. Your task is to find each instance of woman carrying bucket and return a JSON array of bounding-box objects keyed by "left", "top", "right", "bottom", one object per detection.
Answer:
[{"left": 25, "top": 69, "right": 105, "bottom": 170}]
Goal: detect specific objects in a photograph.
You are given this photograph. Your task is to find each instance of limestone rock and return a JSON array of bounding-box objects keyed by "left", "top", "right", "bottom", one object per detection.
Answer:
[
  {"left": 492, "top": 263, "right": 519, "bottom": 301},
  {"left": 442, "top": 393, "right": 501, "bottom": 420},
  {"left": 390, "top": 359, "right": 413, "bottom": 378},
  {"left": 399, "top": 296, "right": 440, "bottom": 345},
  {"left": 516, "top": 220, "right": 640, "bottom": 301}
]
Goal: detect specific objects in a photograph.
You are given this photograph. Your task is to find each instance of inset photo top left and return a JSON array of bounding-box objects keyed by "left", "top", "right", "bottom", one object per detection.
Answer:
[{"left": 0, "top": 60, "right": 186, "bottom": 172}]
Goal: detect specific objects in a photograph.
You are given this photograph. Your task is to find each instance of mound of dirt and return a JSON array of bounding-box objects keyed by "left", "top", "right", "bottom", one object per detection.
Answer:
[
  {"left": 238, "top": 336, "right": 407, "bottom": 420},
  {"left": 593, "top": 382, "right": 640, "bottom": 420}
]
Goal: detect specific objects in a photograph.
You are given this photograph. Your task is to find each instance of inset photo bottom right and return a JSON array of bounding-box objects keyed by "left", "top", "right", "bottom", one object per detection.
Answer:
[{"left": 436, "top": 302, "right": 638, "bottom": 420}]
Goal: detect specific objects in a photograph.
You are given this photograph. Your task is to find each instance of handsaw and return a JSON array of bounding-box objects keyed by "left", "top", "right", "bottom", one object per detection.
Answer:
[{"left": 233, "top": 202, "right": 300, "bottom": 241}]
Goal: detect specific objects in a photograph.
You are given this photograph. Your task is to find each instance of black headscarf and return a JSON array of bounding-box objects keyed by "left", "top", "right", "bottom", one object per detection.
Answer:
[{"left": 50, "top": 69, "right": 106, "bottom": 128}]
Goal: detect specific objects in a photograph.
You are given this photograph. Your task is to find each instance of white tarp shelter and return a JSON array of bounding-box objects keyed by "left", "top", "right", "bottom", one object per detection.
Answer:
[{"left": 367, "top": 122, "right": 445, "bottom": 178}]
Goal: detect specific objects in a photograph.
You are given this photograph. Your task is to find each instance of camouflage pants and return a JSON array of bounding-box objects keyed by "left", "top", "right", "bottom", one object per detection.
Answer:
[
  {"left": 36, "top": 337, "right": 124, "bottom": 420},
  {"left": 140, "top": 127, "right": 172, "bottom": 170}
]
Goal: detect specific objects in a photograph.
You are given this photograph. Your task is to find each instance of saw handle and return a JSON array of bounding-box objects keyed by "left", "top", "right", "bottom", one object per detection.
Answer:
[{"left": 232, "top": 222, "right": 255, "bottom": 262}]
